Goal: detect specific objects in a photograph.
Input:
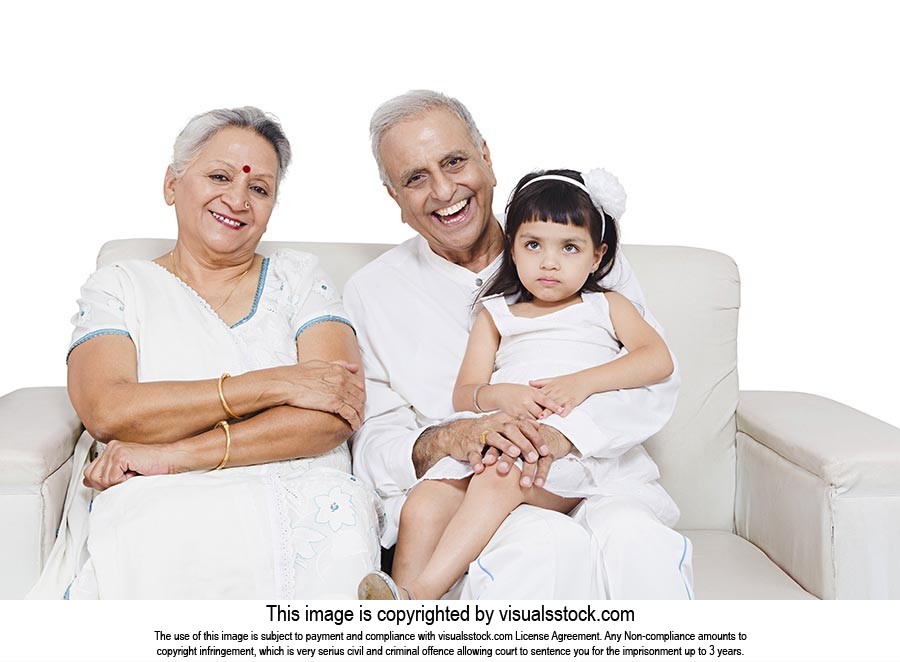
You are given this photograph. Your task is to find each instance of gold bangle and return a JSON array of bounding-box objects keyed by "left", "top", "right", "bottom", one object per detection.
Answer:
[
  {"left": 217, "top": 372, "right": 243, "bottom": 420},
  {"left": 214, "top": 420, "right": 231, "bottom": 470}
]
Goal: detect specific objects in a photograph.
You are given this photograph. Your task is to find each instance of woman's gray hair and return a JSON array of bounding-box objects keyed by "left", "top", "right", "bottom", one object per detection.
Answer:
[
  {"left": 370, "top": 90, "right": 484, "bottom": 190},
  {"left": 171, "top": 107, "right": 292, "bottom": 188}
]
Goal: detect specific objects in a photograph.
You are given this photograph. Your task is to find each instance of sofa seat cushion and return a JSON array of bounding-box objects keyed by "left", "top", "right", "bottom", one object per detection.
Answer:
[{"left": 684, "top": 529, "right": 815, "bottom": 599}]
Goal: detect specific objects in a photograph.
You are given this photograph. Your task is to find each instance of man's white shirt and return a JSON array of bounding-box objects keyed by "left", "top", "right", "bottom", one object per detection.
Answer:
[{"left": 343, "top": 233, "right": 681, "bottom": 547}]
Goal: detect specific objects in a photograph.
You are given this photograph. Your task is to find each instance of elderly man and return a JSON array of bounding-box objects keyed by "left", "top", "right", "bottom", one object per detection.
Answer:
[{"left": 343, "top": 90, "right": 692, "bottom": 599}]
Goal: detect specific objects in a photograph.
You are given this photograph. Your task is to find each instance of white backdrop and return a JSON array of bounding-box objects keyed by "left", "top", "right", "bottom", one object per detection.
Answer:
[{"left": 2, "top": 1, "right": 898, "bottom": 427}]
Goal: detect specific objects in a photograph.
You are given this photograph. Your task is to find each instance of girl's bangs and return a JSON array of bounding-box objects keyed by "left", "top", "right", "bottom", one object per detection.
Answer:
[{"left": 514, "top": 184, "right": 592, "bottom": 229}]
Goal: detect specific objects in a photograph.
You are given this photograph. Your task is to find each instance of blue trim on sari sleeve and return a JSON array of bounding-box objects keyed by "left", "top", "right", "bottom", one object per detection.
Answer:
[
  {"left": 294, "top": 315, "right": 355, "bottom": 341},
  {"left": 66, "top": 329, "right": 132, "bottom": 363}
]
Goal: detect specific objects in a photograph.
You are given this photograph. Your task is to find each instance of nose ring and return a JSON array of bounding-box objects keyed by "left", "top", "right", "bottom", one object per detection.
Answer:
[{"left": 244, "top": 201, "right": 251, "bottom": 210}]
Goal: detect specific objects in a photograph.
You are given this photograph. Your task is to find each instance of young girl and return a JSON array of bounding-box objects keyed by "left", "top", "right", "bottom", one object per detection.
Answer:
[{"left": 358, "top": 168, "right": 675, "bottom": 600}]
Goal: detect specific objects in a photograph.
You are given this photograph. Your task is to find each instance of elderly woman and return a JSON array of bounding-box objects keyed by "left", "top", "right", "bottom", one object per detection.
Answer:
[{"left": 30, "top": 107, "right": 382, "bottom": 599}]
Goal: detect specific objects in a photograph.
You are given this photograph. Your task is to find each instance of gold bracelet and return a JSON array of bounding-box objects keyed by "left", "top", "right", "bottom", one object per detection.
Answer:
[
  {"left": 214, "top": 420, "right": 231, "bottom": 470},
  {"left": 217, "top": 372, "right": 243, "bottom": 420}
]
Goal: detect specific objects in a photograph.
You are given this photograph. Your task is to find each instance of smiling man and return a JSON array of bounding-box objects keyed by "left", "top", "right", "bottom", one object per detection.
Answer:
[
  {"left": 377, "top": 106, "right": 502, "bottom": 272},
  {"left": 343, "top": 90, "right": 692, "bottom": 599}
]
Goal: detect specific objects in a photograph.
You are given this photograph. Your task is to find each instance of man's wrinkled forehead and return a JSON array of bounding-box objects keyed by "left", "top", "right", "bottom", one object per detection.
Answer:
[{"left": 380, "top": 109, "right": 481, "bottom": 181}]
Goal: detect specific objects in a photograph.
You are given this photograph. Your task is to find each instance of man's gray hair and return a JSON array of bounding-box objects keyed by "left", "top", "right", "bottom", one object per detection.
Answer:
[
  {"left": 171, "top": 106, "right": 292, "bottom": 189},
  {"left": 370, "top": 90, "right": 484, "bottom": 189}
]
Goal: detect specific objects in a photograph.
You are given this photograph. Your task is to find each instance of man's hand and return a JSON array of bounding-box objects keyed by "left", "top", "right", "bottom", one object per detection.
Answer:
[
  {"left": 532, "top": 424, "right": 573, "bottom": 488},
  {"left": 412, "top": 413, "right": 574, "bottom": 488},
  {"left": 483, "top": 423, "right": 574, "bottom": 488},
  {"left": 411, "top": 412, "right": 548, "bottom": 479}
]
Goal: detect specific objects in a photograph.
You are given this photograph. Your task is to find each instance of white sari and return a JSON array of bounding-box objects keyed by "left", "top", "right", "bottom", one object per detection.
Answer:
[{"left": 30, "top": 249, "right": 383, "bottom": 599}]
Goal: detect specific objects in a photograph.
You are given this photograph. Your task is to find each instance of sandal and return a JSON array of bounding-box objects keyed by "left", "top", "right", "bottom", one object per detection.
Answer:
[{"left": 358, "top": 571, "right": 401, "bottom": 600}]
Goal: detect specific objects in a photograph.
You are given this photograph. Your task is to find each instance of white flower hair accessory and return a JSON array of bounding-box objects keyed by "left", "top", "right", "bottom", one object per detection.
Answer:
[{"left": 582, "top": 168, "right": 626, "bottom": 220}]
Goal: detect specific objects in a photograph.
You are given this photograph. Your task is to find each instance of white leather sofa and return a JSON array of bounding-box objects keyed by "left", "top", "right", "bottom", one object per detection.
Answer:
[{"left": 2, "top": 238, "right": 899, "bottom": 600}]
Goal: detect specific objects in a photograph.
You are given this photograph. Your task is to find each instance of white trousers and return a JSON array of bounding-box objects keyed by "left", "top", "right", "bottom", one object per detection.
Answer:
[
  {"left": 449, "top": 504, "right": 599, "bottom": 599},
  {"left": 572, "top": 496, "right": 694, "bottom": 599},
  {"left": 450, "top": 496, "right": 693, "bottom": 600}
]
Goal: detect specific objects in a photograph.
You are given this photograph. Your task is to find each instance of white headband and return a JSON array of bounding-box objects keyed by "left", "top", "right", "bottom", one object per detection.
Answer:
[
  {"left": 520, "top": 174, "right": 592, "bottom": 196},
  {"left": 517, "top": 168, "right": 627, "bottom": 244}
]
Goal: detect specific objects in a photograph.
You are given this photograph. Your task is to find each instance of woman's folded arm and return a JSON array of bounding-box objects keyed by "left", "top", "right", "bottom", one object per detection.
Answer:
[{"left": 68, "top": 321, "right": 364, "bottom": 444}]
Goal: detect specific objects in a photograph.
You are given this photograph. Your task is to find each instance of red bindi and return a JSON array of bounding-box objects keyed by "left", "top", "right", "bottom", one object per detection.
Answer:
[{"left": 242, "top": 165, "right": 251, "bottom": 173}]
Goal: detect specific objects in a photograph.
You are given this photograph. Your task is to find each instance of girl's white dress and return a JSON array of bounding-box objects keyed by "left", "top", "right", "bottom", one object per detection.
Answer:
[
  {"left": 30, "top": 249, "right": 383, "bottom": 599},
  {"left": 423, "top": 293, "right": 678, "bottom": 525}
]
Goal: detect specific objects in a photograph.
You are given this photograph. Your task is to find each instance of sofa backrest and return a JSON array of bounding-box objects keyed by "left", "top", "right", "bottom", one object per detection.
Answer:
[
  {"left": 624, "top": 246, "right": 740, "bottom": 531},
  {"left": 98, "top": 239, "right": 740, "bottom": 531}
]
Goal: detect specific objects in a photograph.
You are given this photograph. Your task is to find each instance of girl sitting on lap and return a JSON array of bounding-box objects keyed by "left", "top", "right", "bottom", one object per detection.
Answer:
[{"left": 359, "top": 168, "right": 675, "bottom": 600}]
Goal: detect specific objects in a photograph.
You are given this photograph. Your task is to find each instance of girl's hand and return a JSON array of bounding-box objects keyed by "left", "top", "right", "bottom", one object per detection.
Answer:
[
  {"left": 479, "top": 383, "right": 564, "bottom": 420},
  {"left": 529, "top": 373, "right": 592, "bottom": 417}
]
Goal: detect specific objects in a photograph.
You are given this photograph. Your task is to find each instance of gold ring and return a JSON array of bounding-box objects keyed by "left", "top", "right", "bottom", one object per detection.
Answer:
[{"left": 480, "top": 430, "right": 490, "bottom": 446}]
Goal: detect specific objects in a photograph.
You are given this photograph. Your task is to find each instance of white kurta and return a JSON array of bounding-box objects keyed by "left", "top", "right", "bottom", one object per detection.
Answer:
[
  {"left": 344, "top": 233, "right": 692, "bottom": 599},
  {"left": 31, "top": 249, "right": 383, "bottom": 599}
]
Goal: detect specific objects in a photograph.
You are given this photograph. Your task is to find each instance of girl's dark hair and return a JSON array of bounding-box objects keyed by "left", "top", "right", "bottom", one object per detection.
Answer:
[{"left": 482, "top": 169, "right": 619, "bottom": 302}]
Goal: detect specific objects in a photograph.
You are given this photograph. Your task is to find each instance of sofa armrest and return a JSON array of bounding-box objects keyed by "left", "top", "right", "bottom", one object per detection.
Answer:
[
  {"left": 0, "top": 387, "right": 83, "bottom": 488},
  {"left": 736, "top": 390, "right": 900, "bottom": 599},
  {"left": 0, "top": 387, "right": 84, "bottom": 598}
]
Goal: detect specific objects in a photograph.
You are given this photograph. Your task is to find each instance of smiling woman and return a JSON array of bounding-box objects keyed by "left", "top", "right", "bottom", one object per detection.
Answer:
[
  {"left": 162, "top": 124, "right": 279, "bottom": 288},
  {"left": 29, "top": 107, "right": 382, "bottom": 599}
]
